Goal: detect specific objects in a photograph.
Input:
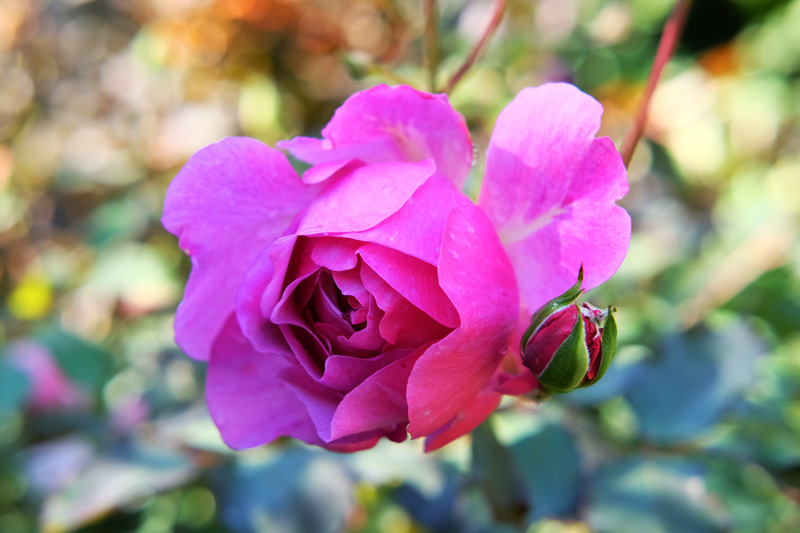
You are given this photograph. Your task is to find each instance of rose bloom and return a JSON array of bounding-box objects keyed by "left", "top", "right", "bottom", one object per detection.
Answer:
[{"left": 163, "top": 83, "right": 630, "bottom": 452}]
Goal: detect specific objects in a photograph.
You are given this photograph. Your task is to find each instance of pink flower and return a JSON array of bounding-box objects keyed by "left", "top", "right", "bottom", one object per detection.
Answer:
[
  {"left": 6, "top": 341, "right": 88, "bottom": 411},
  {"left": 162, "top": 83, "right": 630, "bottom": 452}
]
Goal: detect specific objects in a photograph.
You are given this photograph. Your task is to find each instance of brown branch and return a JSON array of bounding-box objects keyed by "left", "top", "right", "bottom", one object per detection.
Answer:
[
  {"left": 423, "top": 0, "right": 441, "bottom": 92},
  {"left": 620, "top": 0, "right": 692, "bottom": 167},
  {"left": 444, "top": 0, "right": 507, "bottom": 94}
]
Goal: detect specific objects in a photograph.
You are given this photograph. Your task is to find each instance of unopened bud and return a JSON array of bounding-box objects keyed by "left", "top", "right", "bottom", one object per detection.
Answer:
[{"left": 520, "top": 268, "right": 618, "bottom": 394}]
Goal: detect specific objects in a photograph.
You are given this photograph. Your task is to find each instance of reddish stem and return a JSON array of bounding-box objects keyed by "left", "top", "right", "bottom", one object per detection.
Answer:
[
  {"left": 620, "top": 0, "right": 692, "bottom": 167},
  {"left": 444, "top": 0, "right": 507, "bottom": 94}
]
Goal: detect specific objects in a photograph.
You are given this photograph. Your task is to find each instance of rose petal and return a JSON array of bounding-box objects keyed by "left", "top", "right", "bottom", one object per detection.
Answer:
[
  {"left": 490, "top": 310, "right": 541, "bottom": 395},
  {"left": 278, "top": 84, "right": 473, "bottom": 187},
  {"left": 340, "top": 295, "right": 386, "bottom": 353},
  {"left": 424, "top": 388, "right": 502, "bottom": 452},
  {"left": 359, "top": 263, "right": 452, "bottom": 347},
  {"left": 206, "top": 315, "right": 323, "bottom": 448},
  {"left": 237, "top": 236, "right": 312, "bottom": 353},
  {"left": 330, "top": 348, "right": 426, "bottom": 441},
  {"left": 504, "top": 196, "right": 631, "bottom": 316},
  {"left": 342, "top": 174, "right": 472, "bottom": 265},
  {"left": 478, "top": 83, "right": 630, "bottom": 314},
  {"left": 296, "top": 159, "right": 436, "bottom": 236},
  {"left": 280, "top": 324, "right": 328, "bottom": 379},
  {"left": 311, "top": 238, "right": 363, "bottom": 271},
  {"left": 280, "top": 366, "right": 397, "bottom": 450},
  {"left": 358, "top": 243, "right": 459, "bottom": 328},
  {"left": 332, "top": 267, "right": 369, "bottom": 308},
  {"left": 163, "top": 138, "right": 316, "bottom": 360},
  {"left": 493, "top": 372, "right": 539, "bottom": 396},
  {"left": 272, "top": 270, "right": 319, "bottom": 329},
  {"left": 321, "top": 348, "right": 413, "bottom": 392},
  {"left": 407, "top": 204, "right": 519, "bottom": 437},
  {"left": 311, "top": 271, "right": 353, "bottom": 334},
  {"left": 302, "top": 159, "right": 361, "bottom": 185}
]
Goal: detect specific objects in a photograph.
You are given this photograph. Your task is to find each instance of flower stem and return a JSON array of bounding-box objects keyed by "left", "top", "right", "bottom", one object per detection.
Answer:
[
  {"left": 620, "top": 0, "right": 692, "bottom": 168},
  {"left": 444, "top": 0, "right": 507, "bottom": 94},
  {"left": 423, "top": 0, "right": 441, "bottom": 92}
]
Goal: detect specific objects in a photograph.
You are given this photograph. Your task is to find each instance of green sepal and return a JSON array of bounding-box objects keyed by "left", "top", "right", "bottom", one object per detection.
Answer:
[
  {"left": 536, "top": 308, "right": 590, "bottom": 394},
  {"left": 594, "top": 306, "right": 617, "bottom": 384},
  {"left": 520, "top": 266, "right": 585, "bottom": 353}
]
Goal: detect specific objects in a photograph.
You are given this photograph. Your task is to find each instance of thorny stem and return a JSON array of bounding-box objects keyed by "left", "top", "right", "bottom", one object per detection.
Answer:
[
  {"left": 620, "top": 0, "right": 692, "bottom": 167},
  {"left": 423, "top": 0, "right": 440, "bottom": 92},
  {"left": 444, "top": 0, "right": 507, "bottom": 94}
]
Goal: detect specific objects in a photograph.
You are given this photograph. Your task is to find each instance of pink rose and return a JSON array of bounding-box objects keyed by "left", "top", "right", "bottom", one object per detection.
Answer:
[{"left": 163, "top": 83, "right": 630, "bottom": 451}]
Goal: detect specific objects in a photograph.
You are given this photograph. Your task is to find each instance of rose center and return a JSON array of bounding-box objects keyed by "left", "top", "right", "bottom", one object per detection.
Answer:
[{"left": 337, "top": 292, "right": 366, "bottom": 331}]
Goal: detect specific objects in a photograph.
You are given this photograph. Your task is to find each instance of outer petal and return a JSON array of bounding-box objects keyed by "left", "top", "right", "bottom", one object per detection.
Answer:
[
  {"left": 424, "top": 388, "right": 502, "bottom": 452},
  {"left": 277, "top": 85, "right": 473, "bottom": 187},
  {"left": 163, "top": 138, "right": 317, "bottom": 360},
  {"left": 330, "top": 348, "right": 426, "bottom": 441},
  {"left": 282, "top": 363, "right": 407, "bottom": 449},
  {"left": 407, "top": 204, "right": 519, "bottom": 437},
  {"left": 321, "top": 349, "right": 413, "bottom": 393},
  {"left": 342, "top": 174, "right": 474, "bottom": 266},
  {"left": 236, "top": 236, "right": 298, "bottom": 353},
  {"left": 206, "top": 315, "right": 322, "bottom": 448},
  {"left": 296, "top": 159, "right": 436, "bottom": 236},
  {"left": 477, "top": 83, "right": 631, "bottom": 315}
]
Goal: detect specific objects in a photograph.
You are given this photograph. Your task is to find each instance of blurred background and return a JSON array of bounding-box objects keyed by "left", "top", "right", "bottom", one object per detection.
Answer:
[{"left": 1, "top": 0, "right": 799, "bottom": 531}]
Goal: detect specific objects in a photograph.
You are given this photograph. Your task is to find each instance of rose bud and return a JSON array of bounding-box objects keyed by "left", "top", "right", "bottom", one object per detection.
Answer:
[{"left": 520, "top": 268, "right": 618, "bottom": 394}]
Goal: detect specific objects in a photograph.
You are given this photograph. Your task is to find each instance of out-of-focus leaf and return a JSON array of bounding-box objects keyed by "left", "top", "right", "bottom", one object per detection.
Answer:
[
  {"left": 147, "top": 403, "right": 229, "bottom": 453},
  {"left": 40, "top": 446, "right": 196, "bottom": 533},
  {"left": 85, "top": 243, "right": 180, "bottom": 314},
  {"left": 458, "top": 483, "right": 522, "bottom": 533},
  {"left": 471, "top": 420, "right": 529, "bottom": 527},
  {"left": 510, "top": 423, "right": 581, "bottom": 522},
  {"left": 587, "top": 458, "right": 729, "bottom": 533},
  {"left": 346, "top": 439, "right": 444, "bottom": 497},
  {"left": 706, "top": 459, "right": 800, "bottom": 532},
  {"left": 564, "top": 345, "right": 648, "bottom": 406},
  {"left": 214, "top": 448, "right": 354, "bottom": 533},
  {"left": 23, "top": 436, "right": 94, "bottom": 496},
  {"left": 35, "top": 328, "right": 111, "bottom": 393},
  {"left": 393, "top": 474, "right": 462, "bottom": 533},
  {"left": 88, "top": 195, "right": 150, "bottom": 247},
  {"left": 624, "top": 320, "right": 765, "bottom": 443},
  {"left": 0, "top": 361, "right": 31, "bottom": 411},
  {"left": 701, "top": 333, "right": 800, "bottom": 468},
  {"left": 704, "top": 402, "right": 800, "bottom": 468},
  {"left": 723, "top": 267, "right": 800, "bottom": 340}
]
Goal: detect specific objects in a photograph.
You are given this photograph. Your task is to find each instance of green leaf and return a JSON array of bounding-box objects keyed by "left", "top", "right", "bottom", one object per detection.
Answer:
[
  {"left": 624, "top": 320, "right": 765, "bottom": 444},
  {"left": 510, "top": 423, "right": 581, "bottom": 521},
  {"left": 0, "top": 361, "right": 31, "bottom": 411},
  {"left": 471, "top": 419, "right": 529, "bottom": 527},
  {"left": 35, "top": 329, "right": 111, "bottom": 392},
  {"left": 587, "top": 458, "right": 728, "bottom": 533}
]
